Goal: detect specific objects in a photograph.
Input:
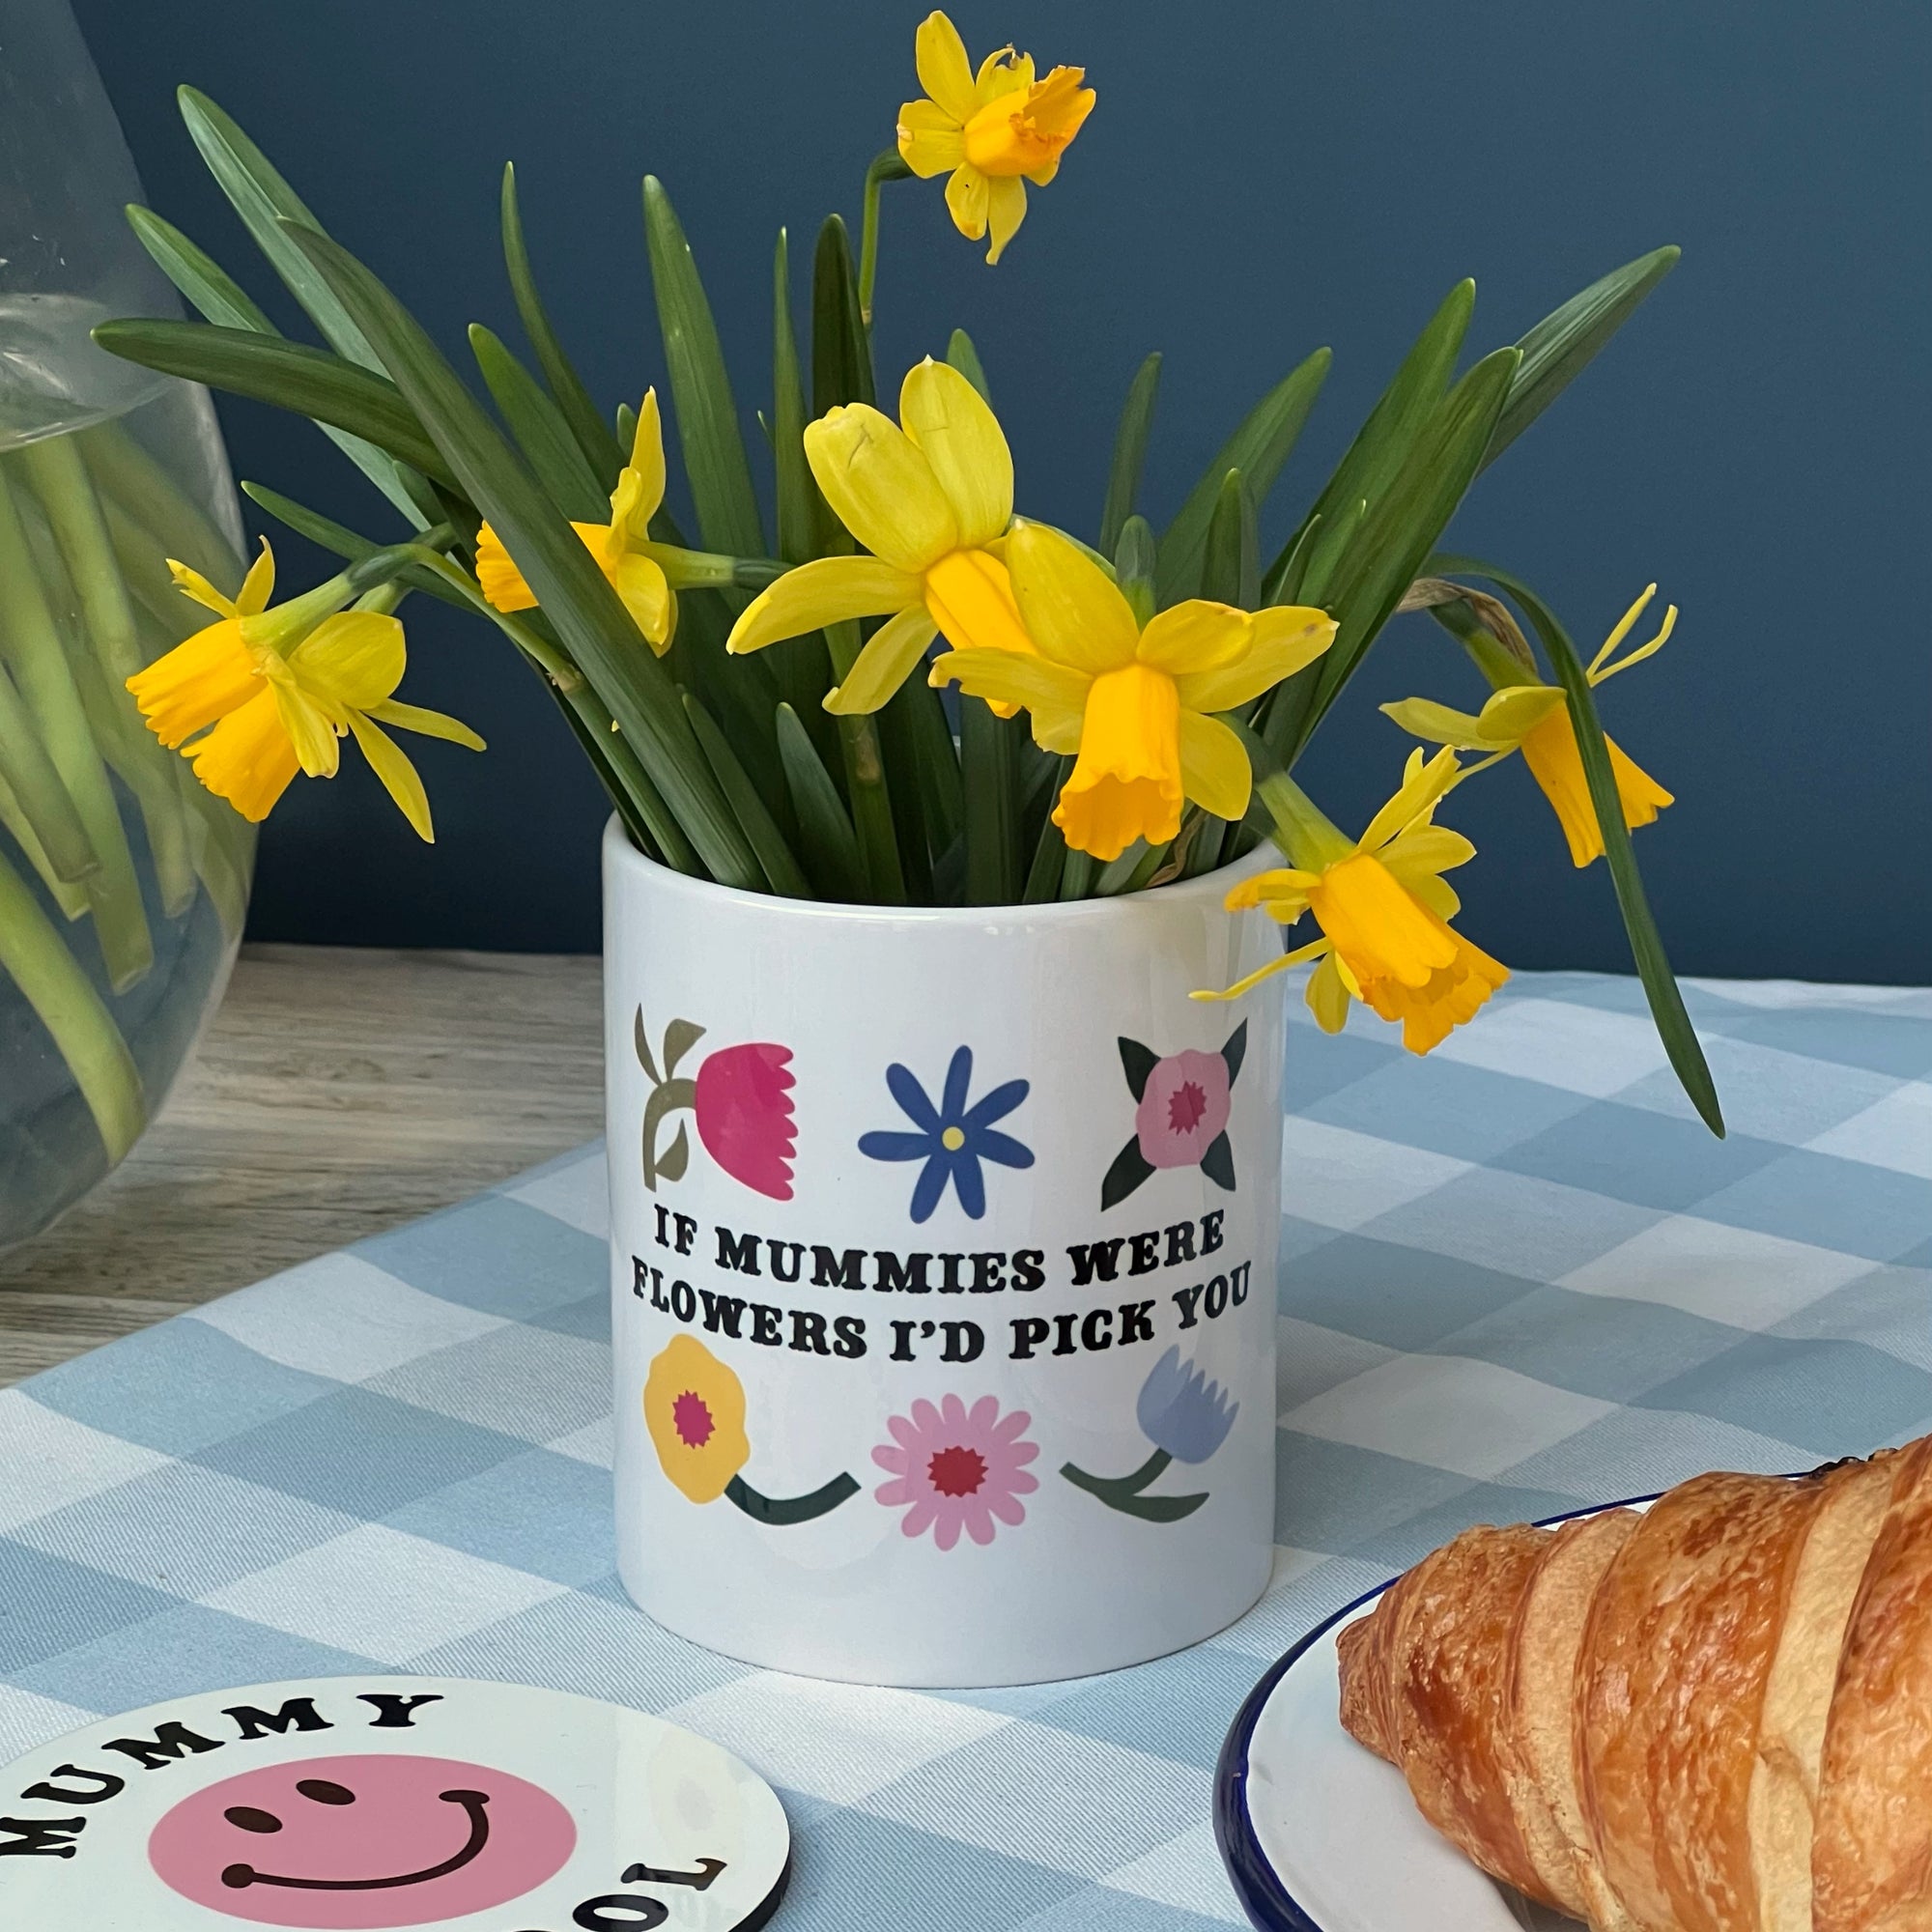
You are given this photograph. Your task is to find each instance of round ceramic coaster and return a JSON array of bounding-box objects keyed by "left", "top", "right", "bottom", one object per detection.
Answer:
[{"left": 0, "top": 1675, "right": 789, "bottom": 1930}]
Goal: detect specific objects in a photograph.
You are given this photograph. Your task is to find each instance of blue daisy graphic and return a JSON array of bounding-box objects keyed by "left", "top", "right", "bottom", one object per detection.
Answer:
[{"left": 859, "top": 1045, "right": 1033, "bottom": 1222}]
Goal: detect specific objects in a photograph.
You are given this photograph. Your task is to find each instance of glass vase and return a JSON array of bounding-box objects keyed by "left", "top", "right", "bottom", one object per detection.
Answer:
[{"left": 0, "top": 0, "right": 253, "bottom": 1250}]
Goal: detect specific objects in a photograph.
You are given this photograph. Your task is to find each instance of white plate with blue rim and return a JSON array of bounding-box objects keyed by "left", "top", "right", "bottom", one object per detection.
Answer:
[{"left": 1212, "top": 1500, "right": 1662, "bottom": 1932}]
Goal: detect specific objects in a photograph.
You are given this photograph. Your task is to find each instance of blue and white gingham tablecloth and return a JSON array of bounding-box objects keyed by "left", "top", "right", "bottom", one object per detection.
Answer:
[{"left": 5, "top": 970, "right": 1932, "bottom": 1929}]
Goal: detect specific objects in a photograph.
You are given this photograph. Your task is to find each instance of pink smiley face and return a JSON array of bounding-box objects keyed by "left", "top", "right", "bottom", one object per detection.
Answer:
[{"left": 148, "top": 1754, "right": 576, "bottom": 1927}]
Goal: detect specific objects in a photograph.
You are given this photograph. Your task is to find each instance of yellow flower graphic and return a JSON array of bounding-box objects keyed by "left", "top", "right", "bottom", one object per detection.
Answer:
[
  {"left": 1382, "top": 583, "right": 1676, "bottom": 867},
  {"left": 643, "top": 1333, "right": 752, "bottom": 1504},
  {"left": 1204, "top": 749, "right": 1509, "bottom": 1054},
  {"left": 476, "top": 390, "right": 680, "bottom": 654},
  {"left": 896, "top": 11, "right": 1095, "bottom": 263}
]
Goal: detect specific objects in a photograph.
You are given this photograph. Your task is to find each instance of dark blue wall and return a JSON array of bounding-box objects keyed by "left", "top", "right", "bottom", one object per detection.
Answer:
[{"left": 71, "top": 0, "right": 1930, "bottom": 979}]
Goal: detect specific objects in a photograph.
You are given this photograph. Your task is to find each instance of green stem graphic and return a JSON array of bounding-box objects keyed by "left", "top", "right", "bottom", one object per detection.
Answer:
[
  {"left": 725, "top": 1471, "right": 861, "bottom": 1526},
  {"left": 1061, "top": 1448, "right": 1210, "bottom": 1523}
]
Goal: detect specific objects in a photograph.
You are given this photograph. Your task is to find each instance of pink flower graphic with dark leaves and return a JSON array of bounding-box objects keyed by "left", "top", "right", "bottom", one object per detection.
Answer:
[
  {"left": 635, "top": 1009, "right": 797, "bottom": 1201},
  {"left": 1136, "top": 1048, "right": 1232, "bottom": 1169},
  {"left": 1101, "top": 1021, "right": 1245, "bottom": 1208},
  {"left": 873, "top": 1395, "right": 1039, "bottom": 1549}
]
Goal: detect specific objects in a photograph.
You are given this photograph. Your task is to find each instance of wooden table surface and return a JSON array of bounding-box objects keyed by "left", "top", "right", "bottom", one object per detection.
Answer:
[{"left": 0, "top": 945, "right": 604, "bottom": 1388}]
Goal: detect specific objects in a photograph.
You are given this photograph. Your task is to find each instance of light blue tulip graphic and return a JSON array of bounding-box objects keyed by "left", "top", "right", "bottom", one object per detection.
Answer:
[{"left": 1062, "top": 1347, "right": 1240, "bottom": 1522}]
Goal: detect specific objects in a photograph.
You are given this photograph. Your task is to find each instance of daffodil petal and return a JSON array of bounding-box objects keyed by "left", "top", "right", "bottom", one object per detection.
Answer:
[
  {"left": 268, "top": 674, "right": 340, "bottom": 780},
  {"left": 825, "top": 607, "right": 939, "bottom": 715},
  {"left": 1306, "top": 952, "right": 1353, "bottom": 1034},
  {"left": 236, "top": 538, "right": 276, "bottom": 615},
  {"left": 945, "top": 163, "right": 990, "bottom": 242},
  {"left": 975, "top": 46, "right": 1034, "bottom": 101},
  {"left": 1137, "top": 600, "right": 1253, "bottom": 675},
  {"left": 610, "top": 552, "right": 675, "bottom": 650},
  {"left": 929, "top": 647, "right": 1088, "bottom": 752},
  {"left": 1357, "top": 746, "right": 1463, "bottom": 853},
  {"left": 291, "top": 611, "right": 407, "bottom": 710},
  {"left": 1192, "top": 937, "right": 1331, "bottom": 1004},
  {"left": 1380, "top": 823, "right": 1478, "bottom": 882},
  {"left": 1477, "top": 683, "right": 1566, "bottom": 742},
  {"left": 914, "top": 9, "right": 977, "bottom": 122},
  {"left": 362, "top": 697, "right": 485, "bottom": 751},
  {"left": 346, "top": 711, "right": 433, "bottom": 842},
  {"left": 185, "top": 686, "right": 298, "bottom": 822},
  {"left": 1224, "top": 866, "right": 1320, "bottom": 914},
  {"left": 1378, "top": 696, "right": 1497, "bottom": 750},
  {"left": 984, "top": 176, "right": 1027, "bottom": 264},
  {"left": 899, "top": 359, "right": 1012, "bottom": 547},
  {"left": 1005, "top": 521, "right": 1141, "bottom": 674},
  {"left": 804, "top": 405, "right": 958, "bottom": 572},
  {"left": 1402, "top": 869, "right": 1462, "bottom": 921},
  {"left": 726, "top": 555, "right": 922, "bottom": 654},
  {"left": 627, "top": 389, "right": 668, "bottom": 523},
  {"left": 1173, "top": 607, "right": 1337, "bottom": 712},
  {"left": 897, "top": 98, "right": 966, "bottom": 176},
  {"left": 1177, "top": 709, "right": 1252, "bottom": 822},
  {"left": 167, "top": 557, "right": 240, "bottom": 620}
]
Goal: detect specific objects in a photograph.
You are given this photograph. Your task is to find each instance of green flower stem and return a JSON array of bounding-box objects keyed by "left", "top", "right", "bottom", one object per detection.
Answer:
[
  {"left": 0, "top": 463, "right": 152, "bottom": 990},
  {"left": 825, "top": 619, "right": 905, "bottom": 904},
  {"left": 178, "top": 765, "right": 253, "bottom": 943},
  {"left": 69, "top": 646, "right": 196, "bottom": 918},
  {"left": 1060, "top": 1449, "right": 1210, "bottom": 1523},
  {"left": 102, "top": 497, "right": 201, "bottom": 645},
  {"left": 17, "top": 433, "right": 144, "bottom": 681},
  {"left": 856, "top": 148, "right": 914, "bottom": 328},
  {"left": 0, "top": 658, "right": 94, "bottom": 892},
  {"left": 16, "top": 476, "right": 198, "bottom": 917},
  {"left": 724, "top": 1470, "right": 861, "bottom": 1526},
  {"left": 404, "top": 547, "right": 700, "bottom": 875},
  {"left": 0, "top": 767, "right": 89, "bottom": 920},
  {"left": 0, "top": 844, "right": 145, "bottom": 1165},
  {"left": 77, "top": 418, "right": 242, "bottom": 592}
]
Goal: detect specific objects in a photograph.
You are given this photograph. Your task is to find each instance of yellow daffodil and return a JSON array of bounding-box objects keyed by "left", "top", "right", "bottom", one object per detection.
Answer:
[
  {"left": 929, "top": 521, "right": 1337, "bottom": 862},
  {"left": 726, "top": 357, "right": 1035, "bottom": 713},
  {"left": 1382, "top": 583, "right": 1677, "bottom": 867},
  {"left": 896, "top": 11, "right": 1094, "bottom": 263},
  {"left": 1205, "top": 749, "right": 1508, "bottom": 1054},
  {"left": 127, "top": 541, "right": 483, "bottom": 839},
  {"left": 643, "top": 1333, "right": 752, "bottom": 1505},
  {"left": 475, "top": 390, "right": 680, "bottom": 654}
]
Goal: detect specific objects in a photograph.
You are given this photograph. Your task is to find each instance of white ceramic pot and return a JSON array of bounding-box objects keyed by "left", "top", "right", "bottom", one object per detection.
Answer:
[{"left": 604, "top": 819, "right": 1283, "bottom": 1688}]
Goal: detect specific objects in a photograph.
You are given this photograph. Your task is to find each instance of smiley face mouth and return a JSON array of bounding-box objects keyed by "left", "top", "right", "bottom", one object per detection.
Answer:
[{"left": 220, "top": 1789, "right": 492, "bottom": 1892}]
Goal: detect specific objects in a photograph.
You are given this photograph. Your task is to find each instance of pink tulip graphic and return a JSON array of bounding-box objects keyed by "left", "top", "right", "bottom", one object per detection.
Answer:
[{"left": 636, "top": 1009, "right": 797, "bottom": 1200}]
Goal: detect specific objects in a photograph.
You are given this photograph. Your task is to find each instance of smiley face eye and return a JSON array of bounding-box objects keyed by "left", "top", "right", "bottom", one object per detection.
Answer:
[
  {"left": 223, "top": 1805, "right": 282, "bottom": 1834},
  {"left": 297, "top": 1778, "right": 356, "bottom": 1806}
]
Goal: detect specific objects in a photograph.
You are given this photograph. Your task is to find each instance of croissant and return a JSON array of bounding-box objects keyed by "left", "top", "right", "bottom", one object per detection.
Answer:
[{"left": 1336, "top": 1436, "right": 1932, "bottom": 1932}]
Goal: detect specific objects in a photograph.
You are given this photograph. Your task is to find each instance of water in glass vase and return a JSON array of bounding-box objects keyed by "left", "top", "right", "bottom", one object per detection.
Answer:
[{"left": 0, "top": 325, "right": 254, "bottom": 1250}]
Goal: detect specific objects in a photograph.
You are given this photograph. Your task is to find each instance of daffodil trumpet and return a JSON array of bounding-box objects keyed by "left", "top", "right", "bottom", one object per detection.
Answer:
[
  {"left": 1202, "top": 750, "right": 1509, "bottom": 1055},
  {"left": 1384, "top": 582, "right": 1676, "bottom": 867}
]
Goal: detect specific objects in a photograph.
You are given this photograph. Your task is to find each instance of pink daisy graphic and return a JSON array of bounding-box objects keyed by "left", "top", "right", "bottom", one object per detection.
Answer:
[{"left": 872, "top": 1395, "right": 1039, "bottom": 1549}]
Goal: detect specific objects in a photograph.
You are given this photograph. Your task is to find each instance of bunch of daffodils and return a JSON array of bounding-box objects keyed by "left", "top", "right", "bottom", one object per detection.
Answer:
[{"left": 96, "top": 9, "right": 1717, "bottom": 1119}]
